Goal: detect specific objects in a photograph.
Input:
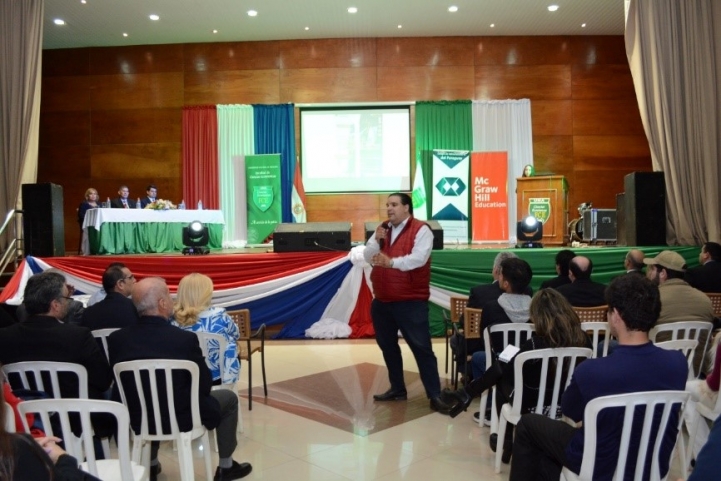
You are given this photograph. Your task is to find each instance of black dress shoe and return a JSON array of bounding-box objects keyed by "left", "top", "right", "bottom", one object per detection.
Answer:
[
  {"left": 214, "top": 461, "right": 252, "bottom": 481},
  {"left": 373, "top": 388, "right": 407, "bottom": 401},
  {"left": 150, "top": 462, "right": 162, "bottom": 481},
  {"left": 448, "top": 389, "right": 472, "bottom": 418},
  {"left": 430, "top": 396, "right": 452, "bottom": 415}
]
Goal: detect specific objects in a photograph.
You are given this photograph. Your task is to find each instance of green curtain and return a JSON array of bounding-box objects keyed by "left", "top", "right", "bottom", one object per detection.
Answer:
[{"left": 414, "top": 100, "right": 473, "bottom": 218}]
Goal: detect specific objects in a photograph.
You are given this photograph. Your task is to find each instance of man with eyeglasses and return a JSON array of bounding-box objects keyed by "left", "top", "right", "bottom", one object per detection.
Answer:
[
  {"left": 81, "top": 265, "right": 140, "bottom": 331},
  {"left": 0, "top": 271, "right": 112, "bottom": 400},
  {"left": 14, "top": 269, "right": 85, "bottom": 325}
]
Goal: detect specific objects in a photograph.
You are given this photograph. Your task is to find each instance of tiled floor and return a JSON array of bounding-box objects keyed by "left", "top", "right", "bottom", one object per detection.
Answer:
[{"left": 153, "top": 338, "right": 688, "bottom": 480}]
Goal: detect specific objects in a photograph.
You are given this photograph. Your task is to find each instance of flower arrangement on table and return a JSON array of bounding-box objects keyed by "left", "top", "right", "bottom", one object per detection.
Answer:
[{"left": 145, "top": 199, "right": 177, "bottom": 210}]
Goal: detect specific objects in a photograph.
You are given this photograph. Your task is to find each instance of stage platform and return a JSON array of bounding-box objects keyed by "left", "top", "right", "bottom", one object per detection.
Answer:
[{"left": 1, "top": 245, "right": 701, "bottom": 339}]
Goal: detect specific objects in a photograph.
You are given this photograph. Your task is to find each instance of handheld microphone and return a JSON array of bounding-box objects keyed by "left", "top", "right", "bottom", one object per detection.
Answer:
[{"left": 377, "top": 221, "right": 390, "bottom": 249}]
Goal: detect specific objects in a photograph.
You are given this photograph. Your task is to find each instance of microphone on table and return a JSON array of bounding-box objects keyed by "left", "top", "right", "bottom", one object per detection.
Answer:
[{"left": 377, "top": 221, "right": 391, "bottom": 249}]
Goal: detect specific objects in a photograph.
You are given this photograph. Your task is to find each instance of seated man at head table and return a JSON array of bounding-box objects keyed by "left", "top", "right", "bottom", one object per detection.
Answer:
[{"left": 110, "top": 185, "right": 134, "bottom": 209}]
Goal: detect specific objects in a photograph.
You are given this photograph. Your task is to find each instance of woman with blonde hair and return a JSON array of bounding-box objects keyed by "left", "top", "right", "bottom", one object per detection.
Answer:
[
  {"left": 446, "top": 288, "right": 590, "bottom": 463},
  {"left": 172, "top": 273, "right": 240, "bottom": 384}
]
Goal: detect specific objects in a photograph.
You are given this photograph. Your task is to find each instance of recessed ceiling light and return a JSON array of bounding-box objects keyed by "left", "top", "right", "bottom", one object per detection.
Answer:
[
  {"left": 212, "top": 29, "right": 218, "bottom": 33},
  {"left": 448, "top": 6, "right": 459, "bottom": 13},
  {"left": 547, "top": 5, "right": 559, "bottom": 12},
  {"left": 80, "top": 0, "right": 86, "bottom": 4},
  {"left": 149, "top": 14, "right": 159, "bottom": 21},
  {"left": 397, "top": 25, "right": 402, "bottom": 29},
  {"left": 347, "top": 7, "right": 358, "bottom": 13},
  {"left": 581, "top": 23, "right": 586, "bottom": 28},
  {"left": 304, "top": 26, "right": 309, "bottom": 30},
  {"left": 53, "top": 19, "right": 65, "bottom": 25},
  {"left": 247, "top": 10, "right": 258, "bottom": 17},
  {"left": 490, "top": 23, "right": 495, "bottom": 28},
  {"left": 122, "top": 33, "right": 128, "bottom": 37}
]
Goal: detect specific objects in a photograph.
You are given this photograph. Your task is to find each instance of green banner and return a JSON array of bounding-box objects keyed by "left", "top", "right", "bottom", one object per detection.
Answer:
[{"left": 246, "top": 154, "right": 282, "bottom": 243}]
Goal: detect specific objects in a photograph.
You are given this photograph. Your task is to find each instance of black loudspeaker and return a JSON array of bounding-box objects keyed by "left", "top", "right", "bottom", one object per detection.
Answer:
[
  {"left": 364, "top": 220, "right": 444, "bottom": 250},
  {"left": 273, "top": 222, "right": 351, "bottom": 252},
  {"left": 616, "top": 193, "right": 626, "bottom": 246},
  {"left": 624, "top": 172, "right": 666, "bottom": 246},
  {"left": 22, "top": 183, "right": 65, "bottom": 257}
]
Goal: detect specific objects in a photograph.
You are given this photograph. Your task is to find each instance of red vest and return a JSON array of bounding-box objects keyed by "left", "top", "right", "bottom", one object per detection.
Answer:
[{"left": 370, "top": 217, "right": 431, "bottom": 302}]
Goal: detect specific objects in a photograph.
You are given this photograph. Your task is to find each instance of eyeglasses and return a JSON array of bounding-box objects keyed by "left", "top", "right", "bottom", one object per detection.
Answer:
[
  {"left": 59, "top": 296, "right": 74, "bottom": 302},
  {"left": 121, "top": 274, "right": 135, "bottom": 281}
]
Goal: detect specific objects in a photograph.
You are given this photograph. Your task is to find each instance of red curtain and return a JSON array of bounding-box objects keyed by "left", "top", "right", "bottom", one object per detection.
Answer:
[{"left": 182, "top": 106, "right": 219, "bottom": 209}]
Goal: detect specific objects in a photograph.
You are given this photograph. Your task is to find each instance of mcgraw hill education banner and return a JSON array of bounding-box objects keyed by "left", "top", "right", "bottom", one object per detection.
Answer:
[
  {"left": 431, "top": 150, "right": 470, "bottom": 243},
  {"left": 246, "top": 154, "right": 282, "bottom": 244},
  {"left": 471, "top": 152, "right": 509, "bottom": 242}
]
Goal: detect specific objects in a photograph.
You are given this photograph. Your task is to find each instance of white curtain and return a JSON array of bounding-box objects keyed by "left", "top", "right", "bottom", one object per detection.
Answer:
[
  {"left": 217, "top": 105, "right": 254, "bottom": 247},
  {"left": 625, "top": 0, "right": 721, "bottom": 244},
  {"left": 471, "top": 100, "right": 533, "bottom": 243}
]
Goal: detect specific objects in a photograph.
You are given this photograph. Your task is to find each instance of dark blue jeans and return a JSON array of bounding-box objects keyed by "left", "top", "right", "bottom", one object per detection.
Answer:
[{"left": 371, "top": 299, "right": 441, "bottom": 399}]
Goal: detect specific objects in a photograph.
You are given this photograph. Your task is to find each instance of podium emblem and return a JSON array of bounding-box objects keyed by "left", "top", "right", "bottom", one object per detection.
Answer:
[
  {"left": 528, "top": 197, "right": 551, "bottom": 224},
  {"left": 253, "top": 186, "right": 274, "bottom": 212}
]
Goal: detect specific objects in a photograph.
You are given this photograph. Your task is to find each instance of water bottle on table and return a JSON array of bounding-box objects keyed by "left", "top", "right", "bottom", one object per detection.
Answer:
[
  {"left": 197, "top": 200, "right": 203, "bottom": 210},
  {"left": 136, "top": 198, "right": 141, "bottom": 209},
  {"left": 179, "top": 199, "right": 185, "bottom": 210}
]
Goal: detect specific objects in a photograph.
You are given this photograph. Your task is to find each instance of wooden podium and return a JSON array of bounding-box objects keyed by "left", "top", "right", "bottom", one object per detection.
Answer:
[{"left": 516, "top": 176, "right": 568, "bottom": 245}]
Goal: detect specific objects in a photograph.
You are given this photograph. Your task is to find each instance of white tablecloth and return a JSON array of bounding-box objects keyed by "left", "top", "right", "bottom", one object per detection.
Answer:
[{"left": 82, "top": 208, "right": 225, "bottom": 230}]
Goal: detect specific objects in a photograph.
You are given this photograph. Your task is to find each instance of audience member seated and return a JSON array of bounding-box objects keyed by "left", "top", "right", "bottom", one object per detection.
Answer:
[
  {"left": 684, "top": 338, "right": 721, "bottom": 458},
  {"left": 508, "top": 275, "right": 688, "bottom": 481},
  {"left": 77, "top": 188, "right": 99, "bottom": 228},
  {"left": 171, "top": 273, "right": 240, "bottom": 385},
  {"left": 686, "top": 411, "right": 721, "bottom": 481},
  {"left": 540, "top": 249, "right": 575, "bottom": 289},
  {"left": 0, "top": 271, "right": 112, "bottom": 401},
  {"left": 0, "top": 306, "right": 15, "bottom": 328},
  {"left": 107, "top": 277, "right": 252, "bottom": 481},
  {"left": 645, "top": 250, "right": 714, "bottom": 375},
  {"left": 685, "top": 241, "right": 721, "bottom": 293},
  {"left": 81, "top": 265, "right": 139, "bottom": 331},
  {"left": 139, "top": 184, "right": 157, "bottom": 209},
  {"left": 447, "top": 289, "right": 591, "bottom": 464},
  {"left": 0, "top": 399, "right": 101, "bottom": 481},
  {"left": 623, "top": 248, "right": 645, "bottom": 276},
  {"left": 110, "top": 185, "right": 134, "bottom": 209},
  {"left": 15, "top": 270, "right": 84, "bottom": 326},
  {"left": 86, "top": 262, "right": 127, "bottom": 307},
  {"left": 555, "top": 256, "right": 606, "bottom": 307}
]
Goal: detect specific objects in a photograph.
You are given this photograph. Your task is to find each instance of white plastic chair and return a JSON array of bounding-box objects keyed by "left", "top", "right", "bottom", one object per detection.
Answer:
[
  {"left": 560, "top": 390, "right": 690, "bottom": 481},
  {"left": 113, "top": 359, "right": 213, "bottom": 481},
  {"left": 195, "top": 330, "right": 243, "bottom": 435},
  {"left": 649, "top": 321, "right": 713, "bottom": 378},
  {"left": 18, "top": 399, "right": 146, "bottom": 481},
  {"left": 479, "top": 323, "right": 536, "bottom": 429},
  {"left": 3, "top": 402, "right": 15, "bottom": 432},
  {"left": 580, "top": 321, "right": 612, "bottom": 358},
  {"left": 92, "top": 328, "right": 120, "bottom": 361},
  {"left": 655, "top": 339, "right": 698, "bottom": 380},
  {"left": 686, "top": 383, "right": 721, "bottom": 476},
  {"left": 495, "top": 347, "right": 593, "bottom": 473}
]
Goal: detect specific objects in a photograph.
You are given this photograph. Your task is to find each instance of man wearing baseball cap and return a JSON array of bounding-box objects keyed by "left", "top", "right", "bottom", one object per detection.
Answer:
[{"left": 644, "top": 250, "right": 714, "bottom": 375}]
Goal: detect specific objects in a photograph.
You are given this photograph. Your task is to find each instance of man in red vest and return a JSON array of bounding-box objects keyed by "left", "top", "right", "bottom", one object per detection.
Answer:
[{"left": 364, "top": 193, "right": 451, "bottom": 415}]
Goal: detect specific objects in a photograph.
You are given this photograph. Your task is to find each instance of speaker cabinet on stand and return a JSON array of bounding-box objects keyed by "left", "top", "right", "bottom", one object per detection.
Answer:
[
  {"left": 273, "top": 222, "right": 351, "bottom": 253},
  {"left": 21, "top": 183, "right": 65, "bottom": 257},
  {"left": 623, "top": 172, "right": 666, "bottom": 246}
]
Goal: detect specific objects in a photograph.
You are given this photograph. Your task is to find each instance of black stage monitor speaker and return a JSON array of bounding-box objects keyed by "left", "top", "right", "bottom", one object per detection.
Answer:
[
  {"left": 624, "top": 172, "right": 666, "bottom": 246},
  {"left": 616, "top": 193, "right": 626, "bottom": 246},
  {"left": 22, "top": 183, "right": 65, "bottom": 257},
  {"left": 273, "top": 222, "right": 351, "bottom": 253},
  {"left": 364, "top": 220, "right": 444, "bottom": 250}
]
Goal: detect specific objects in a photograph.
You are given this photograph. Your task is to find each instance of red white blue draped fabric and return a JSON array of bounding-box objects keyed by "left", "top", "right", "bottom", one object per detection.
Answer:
[{"left": 0, "top": 249, "right": 377, "bottom": 339}]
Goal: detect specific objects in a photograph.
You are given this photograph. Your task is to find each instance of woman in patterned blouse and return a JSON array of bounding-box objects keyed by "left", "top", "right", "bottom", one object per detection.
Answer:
[{"left": 172, "top": 273, "right": 240, "bottom": 384}]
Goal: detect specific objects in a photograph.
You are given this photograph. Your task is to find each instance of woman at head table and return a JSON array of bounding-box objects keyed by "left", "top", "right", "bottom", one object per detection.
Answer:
[{"left": 77, "top": 188, "right": 99, "bottom": 227}]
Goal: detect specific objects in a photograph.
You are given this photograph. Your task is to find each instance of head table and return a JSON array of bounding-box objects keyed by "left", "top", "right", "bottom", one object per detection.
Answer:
[{"left": 81, "top": 208, "right": 225, "bottom": 255}]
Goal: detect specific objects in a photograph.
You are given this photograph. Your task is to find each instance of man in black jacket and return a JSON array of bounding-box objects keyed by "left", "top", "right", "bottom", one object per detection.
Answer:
[
  {"left": 555, "top": 256, "right": 606, "bottom": 307},
  {"left": 81, "top": 264, "right": 139, "bottom": 331},
  {"left": 686, "top": 241, "right": 721, "bottom": 293},
  {"left": 540, "top": 249, "right": 575, "bottom": 289}
]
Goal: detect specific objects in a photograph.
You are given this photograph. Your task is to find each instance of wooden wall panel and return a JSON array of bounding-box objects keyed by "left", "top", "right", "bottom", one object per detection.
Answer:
[
  {"left": 573, "top": 99, "right": 645, "bottom": 135},
  {"left": 280, "top": 68, "right": 378, "bottom": 103},
  {"left": 39, "top": 111, "right": 90, "bottom": 146},
  {"left": 184, "top": 70, "right": 280, "bottom": 105},
  {"left": 573, "top": 135, "right": 652, "bottom": 168},
  {"left": 91, "top": 143, "right": 181, "bottom": 178},
  {"left": 475, "top": 36, "right": 572, "bottom": 65},
  {"left": 474, "top": 65, "right": 571, "bottom": 100},
  {"left": 572, "top": 64, "right": 636, "bottom": 99},
  {"left": 570, "top": 36, "right": 628, "bottom": 65},
  {"left": 91, "top": 109, "right": 181, "bottom": 144},
  {"left": 89, "top": 45, "right": 184, "bottom": 75},
  {"left": 377, "top": 66, "right": 474, "bottom": 101},
  {"left": 90, "top": 73, "right": 184, "bottom": 110},
  {"left": 532, "top": 136, "right": 574, "bottom": 175},
  {"left": 306, "top": 194, "right": 385, "bottom": 241},
  {"left": 41, "top": 76, "right": 91, "bottom": 112},
  {"left": 38, "top": 145, "right": 91, "bottom": 178},
  {"left": 530, "top": 100, "right": 573, "bottom": 135},
  {"left": 279, "top": 38, "right": 377, "bottom": 68},
  {"left": 377, "top": 37, "right": 474, "bottom": 67},
  {"left": 185, "top": 41, "right": 281, "bottom": 71},
  {"left": 43, "top": 48, "right": 90, "bottom": 77}
]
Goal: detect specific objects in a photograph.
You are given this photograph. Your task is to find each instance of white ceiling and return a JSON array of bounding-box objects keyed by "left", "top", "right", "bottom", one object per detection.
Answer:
[{"left": 43, "top": 0, "right": 627, "bottom": 50}]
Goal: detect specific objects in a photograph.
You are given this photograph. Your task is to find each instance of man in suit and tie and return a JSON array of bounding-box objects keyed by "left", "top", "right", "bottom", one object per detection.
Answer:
[
  {"left": 108, "top": 277, "right": 252, "bottom": 481},
  {"left": 81, "top": 264, "right": 139, "bottom": 331},
  {"left": 686, "top": 241, "right": 721, "bottom": 293},
  {"left": 540, "top": 249, "right": 576, "bottom": 289},
  {"left": 139, "top": 184, "right": 157, "bottom": 209},
  {"left": 555, "top": 256, "right": 607, "bottom": 307},
  {"left": 110, "top": 185, "right": 134, "bottom": 209}
]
